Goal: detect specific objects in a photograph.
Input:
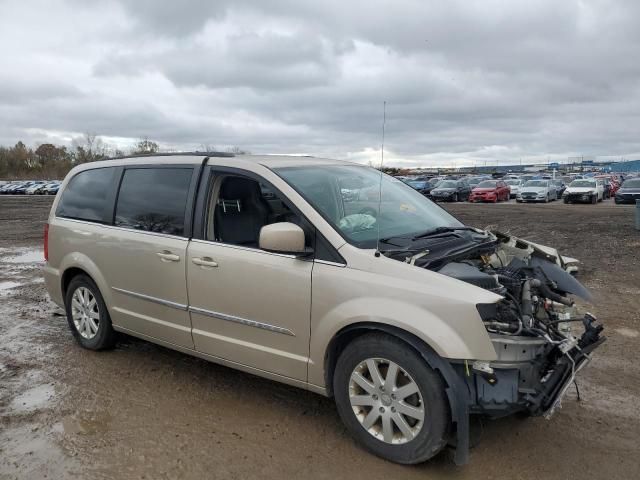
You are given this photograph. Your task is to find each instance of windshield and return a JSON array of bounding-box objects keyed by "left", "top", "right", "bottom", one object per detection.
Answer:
[
  {"left": 476, "top": 181, "right": 497, "bottom": 188},
  {"left": 276, "top": 165, "right": 463, "bottom": 248},
  {"left": 622, "top": 179, "right": 640, "bottom": 188},
  {"left": 570, "top": 180, "right": 596, "bottom": 188},
  {"left": 407, "top": 180, "right": 427, "bottom": 188},
  {"left": 437, "top": 180, "right": 457, "bottom": 188},
  {"left": 505, "top": 180, "right": 520, "bottom": 186},
  {"left": 524, "top": 180, "right": 547, "bottom": 187}
]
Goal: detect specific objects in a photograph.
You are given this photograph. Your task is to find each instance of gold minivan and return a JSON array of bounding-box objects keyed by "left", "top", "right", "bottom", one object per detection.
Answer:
[{"left": 44, "top": 153, "right": 604, "bottom": 464}]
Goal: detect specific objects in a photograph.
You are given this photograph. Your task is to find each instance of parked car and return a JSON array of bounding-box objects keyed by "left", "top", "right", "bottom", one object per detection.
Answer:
[
  {"left": 11, "top": 181, "right": 37, "bottom": 194},
  {"left": 429, "top": 180, "right": 471, "bottom": 202},
  {"left": 504, "top": 179, "right": 523, "bottom": 198},
  {"left": 469, "top": 180, "right": 510, "bottom": 203},
  {"left": 43, "top": 153, "right": 604, "bottom": 466},
  {"left": 516, "top": 180, "right": 557, "bottom": 203},
  {"left": 25, "top": 181, "right": 48, "bottom": 195},
  {"left": 46, "top": 183, "right": 62, "bottom": 195},
  {"left": 614, "top": 178, "right": 640, "bottom": 204},
  {"left": 563, "top": 179, "right": 604, "bottom": 204},
  {"left": 551, "top": 179, "right": 566, "bottom": 199},
  {"left": 1, "top": 181, "right": 28, "bottom": 194}
]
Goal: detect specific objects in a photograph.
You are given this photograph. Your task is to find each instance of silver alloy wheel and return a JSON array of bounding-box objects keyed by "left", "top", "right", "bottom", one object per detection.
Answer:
[
  {"left": 71, "top": 287, "right": 100, "bottom": 339},
  {"left": 349, "top": 357, "right": 425, "bottom": 444}
]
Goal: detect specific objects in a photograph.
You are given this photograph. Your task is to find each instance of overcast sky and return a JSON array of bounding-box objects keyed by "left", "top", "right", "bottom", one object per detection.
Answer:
[{"left": 1, "top": 0, "right": 639, "bottom": 167}]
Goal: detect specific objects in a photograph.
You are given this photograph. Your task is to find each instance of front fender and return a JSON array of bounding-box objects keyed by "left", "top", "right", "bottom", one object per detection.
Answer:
[{"left": 308, "top": 296, "right": 497, "bottom": 388}]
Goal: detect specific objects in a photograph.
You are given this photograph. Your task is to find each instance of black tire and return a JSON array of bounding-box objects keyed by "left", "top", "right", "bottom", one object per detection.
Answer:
[
  {"left": 564, "top": 197, "right": 569, "bottom": 204},
  {"left": 452, "top": 193, "right": 458, "bottom": 202},
  {"left": 591, "top": 194, "right": 597, "bottom": 204},
  {"left": 64, "top": 274, "right": 117, "bottom": 350},
  {"left": 333, "top": 333, "right": 450, "bottom": 464}
]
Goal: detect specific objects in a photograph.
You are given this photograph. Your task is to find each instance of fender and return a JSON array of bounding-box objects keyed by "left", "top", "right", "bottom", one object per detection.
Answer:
[{"left": 58, "top": 252, "right": 114, "bottom": 315}]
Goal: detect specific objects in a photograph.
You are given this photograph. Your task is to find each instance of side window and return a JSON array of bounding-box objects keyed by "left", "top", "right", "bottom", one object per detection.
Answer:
[
  {"left": 207, "top": 174, "right": 306, "bottom": 248},
  {"left": 56, "top": 167, "right": 116, "bottom": 223},
  {"left": 115, "top": 168, "right": 192, "bottom": 236}
]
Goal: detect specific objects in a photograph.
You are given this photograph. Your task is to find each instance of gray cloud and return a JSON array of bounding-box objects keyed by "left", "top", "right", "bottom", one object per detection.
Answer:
[{"left": 1, "top": 0, "right": 640, "bottom": 165}]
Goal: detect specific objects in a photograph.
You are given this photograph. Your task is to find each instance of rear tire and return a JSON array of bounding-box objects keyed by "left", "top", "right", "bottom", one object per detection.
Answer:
[
  {"left": 333, "top": 333, "right": 450, "bottom": 464},
  {"left": 64, "top": 275, "right": 117, "bottom": 350}
]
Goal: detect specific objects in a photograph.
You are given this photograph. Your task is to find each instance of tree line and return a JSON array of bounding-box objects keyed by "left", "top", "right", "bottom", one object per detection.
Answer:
[{"left": 0, "top": 134, "right": 248, "bottom": 180}]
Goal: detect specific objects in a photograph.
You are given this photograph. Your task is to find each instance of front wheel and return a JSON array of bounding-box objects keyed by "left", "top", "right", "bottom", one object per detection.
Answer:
[
  {"left": 333, "top": 333, "right": 450, "bottom": 464},
  {"left": 452, "top": 193, "right": 458, "bottom": 202},
  {"left": 64, "top": 275, "right": 117, "bottom": 350}
]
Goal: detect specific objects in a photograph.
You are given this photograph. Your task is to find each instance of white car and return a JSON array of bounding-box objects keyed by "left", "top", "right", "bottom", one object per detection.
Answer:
[
  {"left": 516, "top": 180, "right": 557, "bottom": 203},
  {"left": 25, "top": 182, "right": 47, "bottom": 195},
  {"left": 563, "top": 179, "right": 604, "bottom": 204},
  {"left": 505, "top": 179, "right": 523, "bottom": 198}
]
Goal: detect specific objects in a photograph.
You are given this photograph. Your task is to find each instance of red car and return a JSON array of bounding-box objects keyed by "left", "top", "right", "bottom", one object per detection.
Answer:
[{"left": 469, "top": 180, "right": 510, "bottom": 203}]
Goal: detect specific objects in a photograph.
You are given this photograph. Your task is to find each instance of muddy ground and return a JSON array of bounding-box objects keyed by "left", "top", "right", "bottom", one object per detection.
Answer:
[{"left": 1, "top": 195, "right": 639, "bottom": 479}]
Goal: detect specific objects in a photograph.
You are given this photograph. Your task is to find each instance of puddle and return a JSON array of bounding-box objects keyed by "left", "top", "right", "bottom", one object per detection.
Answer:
[
  {"left": 615, "top": 328, "right": 639, "bottom": 338},
  {"left": 0, "top": 280, "right": 23, "bottom": 292},
  {"left": 57, "top": 411, "right": 112, "bottom": 436},
  {"left": 9, "top": 384, "right": 56, "bottom": 413},
  {"left": 2, "top": 248, "right": 44, "bottom": 264}
]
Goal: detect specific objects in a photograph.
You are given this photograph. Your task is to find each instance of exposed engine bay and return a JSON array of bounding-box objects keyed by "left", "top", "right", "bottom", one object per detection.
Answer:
[{"left": 384, "top": 227, "right": 605, "bottom": 418}]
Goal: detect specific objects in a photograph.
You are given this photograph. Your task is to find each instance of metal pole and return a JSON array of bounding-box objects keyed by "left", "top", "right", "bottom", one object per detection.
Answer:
[{"left": 636, "top": 200, "right": 640, "bottom": 231}]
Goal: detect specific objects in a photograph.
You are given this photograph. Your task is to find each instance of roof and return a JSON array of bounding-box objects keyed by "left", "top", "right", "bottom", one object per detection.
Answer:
[{"left": 74, "top": 153, "right": 356, "bottom": 171}]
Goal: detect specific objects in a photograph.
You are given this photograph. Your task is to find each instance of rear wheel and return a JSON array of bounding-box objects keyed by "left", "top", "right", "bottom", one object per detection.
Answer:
[
  {"left": 333, "top": 333, "right": 450, "bottom": 464},
  {"left": 64, "top": 275, "right": 117, "bottom": 350}
]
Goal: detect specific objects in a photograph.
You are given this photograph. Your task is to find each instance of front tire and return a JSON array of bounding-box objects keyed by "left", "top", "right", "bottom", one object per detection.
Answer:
[
  {"left": 333, "top": 333, "right": 450, "bottom": 464},
  {"left": 64, "top": 275, "right": 117, "bottom": 350}
]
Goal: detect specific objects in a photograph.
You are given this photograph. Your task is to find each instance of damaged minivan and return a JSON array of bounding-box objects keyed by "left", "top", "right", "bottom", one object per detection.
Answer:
[{"left": 44, "top": 154, "right": 604, "bottom": 465}]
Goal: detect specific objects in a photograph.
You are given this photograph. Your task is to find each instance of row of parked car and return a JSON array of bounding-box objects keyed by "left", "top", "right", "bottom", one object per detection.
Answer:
[
  {"left": 0, "top": 180, "right": 61, "bottom": 195},
  {"left": 399, "top": 171, "right": 638, "bottom": 205}
]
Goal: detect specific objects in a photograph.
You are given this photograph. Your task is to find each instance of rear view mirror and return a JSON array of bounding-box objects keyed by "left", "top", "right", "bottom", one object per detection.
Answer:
[{"left": 259, "top": 222, "right": 310, "bottom": 255}]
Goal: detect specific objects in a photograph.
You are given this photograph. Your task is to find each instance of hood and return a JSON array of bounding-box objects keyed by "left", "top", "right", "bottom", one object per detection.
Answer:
[
  {"left": 432, "top": 188, "right": 456, "bottom": 193},
  {"left": 472, "top": 187, "right": 497, "bottom": 193},
  {"left": 566, "top": 186, "right": 597, "bottom": 193},
  {"left": 520, "top": 186, "right": 547, "bottom": 193},
  {"left": 618, "top": 186, "right": 640, "bottom": 193}
]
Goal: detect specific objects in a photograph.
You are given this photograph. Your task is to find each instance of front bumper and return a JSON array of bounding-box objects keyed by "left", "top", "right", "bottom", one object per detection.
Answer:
[
  {"left": 518, "top": 193, "right": 546, "bottom": 202},
  {"left": 458, "top": 316, "right": 605, "bottom": 418},
  {"left": 470, "top": 193, "right": 496, "bottom": 202},
  {"left": 564, "top": 192, "right": 595, "bottom": 203}
]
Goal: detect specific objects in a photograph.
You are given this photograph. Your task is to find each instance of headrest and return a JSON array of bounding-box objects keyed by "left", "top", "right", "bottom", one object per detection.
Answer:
[{"left": 220, "top": 177, "right": 258, "bottom": 200}]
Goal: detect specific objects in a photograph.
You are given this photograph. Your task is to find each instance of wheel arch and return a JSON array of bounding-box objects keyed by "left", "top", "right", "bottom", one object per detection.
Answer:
[
  {"left": 58, "top": 253, "right": 112, "bottom": 309},
  {"left": 323, "top": 322, "right": 471, "bottom": 465}
]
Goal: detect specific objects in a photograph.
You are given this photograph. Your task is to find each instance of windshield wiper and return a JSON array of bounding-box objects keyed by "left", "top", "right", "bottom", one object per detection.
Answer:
[{"left": 411, "top": 226, "right": 478, "bottom": 240}]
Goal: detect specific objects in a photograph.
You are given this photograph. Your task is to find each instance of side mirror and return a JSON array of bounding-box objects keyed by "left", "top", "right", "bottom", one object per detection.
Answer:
[{"left": 259, "top": 222, "right": 310, "bottom": 256}]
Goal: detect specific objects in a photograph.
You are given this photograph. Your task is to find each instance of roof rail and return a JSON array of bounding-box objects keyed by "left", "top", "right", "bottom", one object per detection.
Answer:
[{"left": 107, "top": 151, "right": 235, "bottom": 160}]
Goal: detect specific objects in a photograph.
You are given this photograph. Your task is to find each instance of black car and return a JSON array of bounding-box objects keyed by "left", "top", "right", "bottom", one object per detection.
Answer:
[
  {"left": 429, "top": 179, "right": 471, "bottom": 202},
  {"left": 406, "top": 178, "right": 440, "bottom": 198},
  {"left": 614, "top": 178, "right": 640, "bottom": 204}
]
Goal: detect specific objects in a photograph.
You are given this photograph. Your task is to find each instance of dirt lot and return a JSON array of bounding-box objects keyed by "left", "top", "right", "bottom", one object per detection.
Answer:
[{"left": 1, "top": 196, "right": 639, "bottom": 480}]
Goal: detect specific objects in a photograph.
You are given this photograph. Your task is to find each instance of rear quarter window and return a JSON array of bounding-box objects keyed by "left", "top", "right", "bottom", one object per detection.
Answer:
[
  {"left": 114, "top": 168, "right": 193, "bottom": 236},
  {"left": 56, "top": 167, "right": 117, "bottom": 223}
]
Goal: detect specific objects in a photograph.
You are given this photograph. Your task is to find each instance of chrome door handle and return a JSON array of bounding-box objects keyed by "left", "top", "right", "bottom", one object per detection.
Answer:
[
  {"left": 192, "top": 257, "right": 218, "bottom": 268},
  {"left": 156, "top": 251, "right": 180, "bottom": 262}
]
